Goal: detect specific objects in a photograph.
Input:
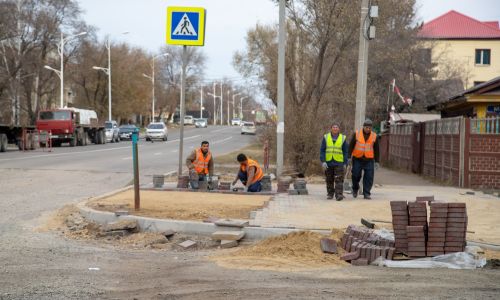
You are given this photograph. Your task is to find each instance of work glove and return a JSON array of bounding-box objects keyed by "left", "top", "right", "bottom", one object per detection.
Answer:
[
  {"left": 375, "top": 162, "right": 380, "bottom": 170},
  {"left": 322, "top": 162, "right": 328, "bottom": 170}
]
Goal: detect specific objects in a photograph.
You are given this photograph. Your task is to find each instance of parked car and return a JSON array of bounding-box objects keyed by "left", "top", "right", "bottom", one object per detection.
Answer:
[
  {"left": 118, "top": 124, "right": 139, "bottom": 140},
  {"left": 105, "top": 120, "right": 120, "bottom": 143},
  {"left": 194, "top": 118, "right": 208, "bottom": 128},
  {"left": 231, "top": 118, "right": 241, "bottom": 126},
  {"left": 146, "top": 122, "right": 168, "bottom": 141},
  {"left": 241, "top": 121, "right": 256, "bottom": 135},
  {"left": 184, "top": 115, "right": 194, "bottom": 125}
]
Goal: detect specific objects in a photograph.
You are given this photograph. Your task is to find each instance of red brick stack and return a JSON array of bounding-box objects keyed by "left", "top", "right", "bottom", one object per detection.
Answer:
[
  {"left": 390, "top": 201, "right": 409, "bottom": 254},
  {"left": 408, "top": 201, "right": 428, "bottom": 228},
  {"left": 406, "top": 225, "right": 426, "bottom": 257},
  {"left": 445, "top": 203, "right": 467, "bottom": 253},
  {"left": 340, "top": 225, "right": 396, "bottom": 265},
  {"left": 427, "top": 202, "right": 447, "bottom": 256}
]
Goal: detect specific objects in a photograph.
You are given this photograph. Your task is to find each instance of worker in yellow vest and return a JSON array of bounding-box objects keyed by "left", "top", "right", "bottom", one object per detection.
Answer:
[
  {"left": 186, "top": 141, "right": 213, "bottom": 189},
  {"left": 320, "top": 122, "right": 348, "bottom": 200},
  {"left": 232, "top": 153, "right": 264, "bottom": 192},
  {"left": 348, "top": 119, "right": 380, "bottom": 199}
]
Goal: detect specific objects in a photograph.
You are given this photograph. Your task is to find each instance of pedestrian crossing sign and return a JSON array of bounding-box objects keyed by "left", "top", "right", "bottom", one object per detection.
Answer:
[{"left": 166, "top": 6, "right": 206, "bottom": 46}]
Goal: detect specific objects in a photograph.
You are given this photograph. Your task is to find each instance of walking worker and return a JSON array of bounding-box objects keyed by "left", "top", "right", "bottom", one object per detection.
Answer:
[
  {"left": 320, "top": 122, "right": 348, "bottom": 200},
  {"left": 348, "top": 119, "right": 380, "bottom": 199},
  {"left": 232, "top": 153, "right": 264, "bottom": 192},
  {"left": 186, "top": 141, "right": 213, "bottom": 189}
]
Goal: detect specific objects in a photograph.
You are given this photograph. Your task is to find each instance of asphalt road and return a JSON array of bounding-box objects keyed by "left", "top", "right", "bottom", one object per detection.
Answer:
[{"left": 0, "top": 125, "right": 253, "bottom": 175}]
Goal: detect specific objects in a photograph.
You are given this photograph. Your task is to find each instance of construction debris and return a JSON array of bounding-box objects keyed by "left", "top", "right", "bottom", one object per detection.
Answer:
[
  {"left": 220, "top": 240, "right": 238, "bottom": 249},
  {"left": 214, "top": 219, "right": 249, "bottom": 228},
  {"left": 162, "top": 229, "right": 176, "bottom": 238},
  {"left": 212, "top": 231, "right": 245, "bottom": 241},
  {"left": 178, "top": 240, "right": 197, "bottom": 249},
  {"left": 103, "top": 220, "right": 138, "bottom": 232}
]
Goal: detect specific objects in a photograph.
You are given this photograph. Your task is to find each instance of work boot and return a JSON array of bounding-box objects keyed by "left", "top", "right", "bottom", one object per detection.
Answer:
[
  {"left": 364, "top": 194, "right": 372, "bottom": 200},
  {"left": 327, "top": 194, "right": 334, "bottom": 200},
  {"left": 352, "top": 190, "right": 358, "bottom": 198},
  {"left": 336, "top": 195, "right": 344, "bottom": 201}
]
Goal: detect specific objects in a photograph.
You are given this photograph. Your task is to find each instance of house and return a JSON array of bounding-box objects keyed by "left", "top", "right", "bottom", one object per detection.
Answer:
[
  {"left": 418, "top": 10, "right": 500, "bottom": 89},
  {"left": 427, "top": 76, "right": 500, "bottom": 119}
]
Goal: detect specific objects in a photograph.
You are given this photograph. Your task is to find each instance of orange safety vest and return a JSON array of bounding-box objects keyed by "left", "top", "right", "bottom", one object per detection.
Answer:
[
  {"left": 352, "top": 130, "right": 376, "bottom": 159},
  {"left": 193, "top": 148, "right": 211, "bottom": 175},
  {"left": 240, "top": 158, "right": 264, "bottom": 184}
]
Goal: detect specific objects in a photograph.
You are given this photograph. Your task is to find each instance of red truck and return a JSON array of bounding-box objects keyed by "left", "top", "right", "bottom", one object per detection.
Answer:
[{"left": 36, "top": 108, "right": 106, "bottom": 147}]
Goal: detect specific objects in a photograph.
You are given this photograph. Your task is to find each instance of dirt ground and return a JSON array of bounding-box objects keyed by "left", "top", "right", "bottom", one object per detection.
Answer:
[{"left": 88, "top": 189, "right": 270, "bottom": 221}]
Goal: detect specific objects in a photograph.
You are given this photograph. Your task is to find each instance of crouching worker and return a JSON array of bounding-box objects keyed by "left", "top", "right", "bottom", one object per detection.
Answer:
[
  {"left": 186, "top": 141, "right": 213, "bottom": 189},
  {"left": 232, "top": 153, "right": 263, "bottom": 192}
]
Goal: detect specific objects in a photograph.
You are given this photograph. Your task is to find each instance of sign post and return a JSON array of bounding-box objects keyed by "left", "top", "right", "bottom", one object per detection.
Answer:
[
  {"left": 166, "top": 6, "right": 206, "bottom": 177},
  {"left": 132, "top": 132, "right": 140, "bottom": 210}
]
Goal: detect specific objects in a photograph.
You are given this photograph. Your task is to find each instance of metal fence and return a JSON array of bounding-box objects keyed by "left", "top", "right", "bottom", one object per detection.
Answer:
[{"left": 470, "top": 117, "right": 500, "bottom": 134}]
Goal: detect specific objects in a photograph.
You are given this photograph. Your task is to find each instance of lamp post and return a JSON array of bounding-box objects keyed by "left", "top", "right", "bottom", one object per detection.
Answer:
[
  {"left": 44, "top": 31, "right": 87, "bottom": 108},
  {"left": 239, "top": 96, "right": 247, "bottom": 119},
  {"left": 92, "top": 32, "right": 129, "bottom": 121},
  {"left": 207, "top": 91, "right": 220, "bottom": 125},
  {"left": 143, "top": 53, "right": 169, "bottom": 123},
  {"left": 232, "top": 92, "right": 241, "bottom": 123}
]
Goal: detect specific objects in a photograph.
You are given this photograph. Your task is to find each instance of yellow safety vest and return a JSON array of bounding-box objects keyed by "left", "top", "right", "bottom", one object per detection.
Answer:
[{"left": 324, "top": 133, "right": 345, "bottom": 163}]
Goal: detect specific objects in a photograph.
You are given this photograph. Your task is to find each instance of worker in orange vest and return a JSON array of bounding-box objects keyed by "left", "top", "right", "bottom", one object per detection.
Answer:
[
  {"left": 232, "top": 153, "right": 264, "bottom": 192},
  {"left": 186, "top": 141, "right": 213, "bottom": 189},
  {"left": 348, "top": 119, "right": 380, "bottom": 199}
]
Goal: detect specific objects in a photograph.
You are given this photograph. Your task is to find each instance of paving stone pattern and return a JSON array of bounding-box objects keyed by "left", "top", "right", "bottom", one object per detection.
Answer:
[{"left": 340, "top": 225, "right": 396, "bottom": 265}]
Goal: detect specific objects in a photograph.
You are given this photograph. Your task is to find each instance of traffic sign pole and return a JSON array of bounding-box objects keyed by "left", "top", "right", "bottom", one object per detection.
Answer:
[{"left": 178, "top": 45, "right": 187, "bottom": 176}]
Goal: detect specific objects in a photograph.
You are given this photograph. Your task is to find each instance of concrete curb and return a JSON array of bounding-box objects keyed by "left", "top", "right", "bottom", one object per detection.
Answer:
[{"left": 77, "top": 200, "right": 330, "bottom": 241}]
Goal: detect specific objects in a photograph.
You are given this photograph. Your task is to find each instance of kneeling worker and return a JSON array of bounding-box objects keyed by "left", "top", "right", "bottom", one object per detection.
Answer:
[
  {"left": 186, "top": 141, "right": 213, "bottom": 189},
  {"left": 232, "top": 153, "right": 263, "bottom": 192}
]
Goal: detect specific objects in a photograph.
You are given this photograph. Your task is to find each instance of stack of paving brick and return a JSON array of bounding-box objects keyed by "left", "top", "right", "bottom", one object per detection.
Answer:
[
  {"left": 445, "top": 203, "right": 467, "bottom": 253},
  {"left": 289, "top": 178, "right": 308, "bottom": 195},
  {"left": 390, "top": 201, "right": 409, "bottom": 254},
  {"left": 427, "top": 202, "right": 447, "bottom": 256},
  {"left": 260, "top": 175, "right": 272, "bottom": 192},
  {"left": 277, "top": 178, "right": 291, "bottom": 193},
  {"left": 407, "top": 225, "right": 426, "bottom": 258},
  {"left": 218, "top": 181, "right": 231, "bottom": 191},
  {"left": 176, "top": 175, "right": 190, "bottom": 188},
  {"left": 340, "top": 225, "right": 395, "bottom": 265}
]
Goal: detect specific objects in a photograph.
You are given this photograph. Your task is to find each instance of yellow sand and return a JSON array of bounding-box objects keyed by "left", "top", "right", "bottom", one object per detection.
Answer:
[{"left": 88, "top": 190, "right": 270, "bottom": 221}]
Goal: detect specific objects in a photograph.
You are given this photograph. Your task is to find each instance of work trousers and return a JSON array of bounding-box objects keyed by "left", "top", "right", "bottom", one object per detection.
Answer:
[
  {"left": 325, "top": 164, "right": 345, "bottom": 197},
  {"left": 351, "top": 158, "right": 374, "bottom": 197},
  {"left": 238, "top": 170, "right": 262, "bottom": 192}
]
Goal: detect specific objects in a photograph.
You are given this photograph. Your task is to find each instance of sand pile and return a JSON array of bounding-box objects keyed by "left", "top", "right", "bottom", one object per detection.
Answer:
[{"left": 210, "top": 230, "right": 349, "bottom": 272}]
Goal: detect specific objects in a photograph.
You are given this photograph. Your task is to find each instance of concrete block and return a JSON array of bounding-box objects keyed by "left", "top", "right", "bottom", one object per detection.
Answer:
[
  {"left": 178, "top": 240, "right": 197, "bottom": 249},
  {"left": 214, "top": 219, "right": 249, "bottom": 228},
  {"left": 320, "top": 238, "right": 338, "bottom": 254},
  {"left": 114, "top": 210, "right": 129, "bottom": 216},
  {"left": 103, "top": 220, "right": 138, "bottom": 232},
  {"left": 220, "top": 240, "right": 238, "bottom": 249},
  {"left": 212, "top": 231, "right": 245, "bottom": 241}
]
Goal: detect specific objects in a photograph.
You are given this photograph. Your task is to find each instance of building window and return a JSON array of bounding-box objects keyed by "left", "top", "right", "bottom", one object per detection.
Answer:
[{"left": 475, "top": 49, "right": 491, "bottom": 65}]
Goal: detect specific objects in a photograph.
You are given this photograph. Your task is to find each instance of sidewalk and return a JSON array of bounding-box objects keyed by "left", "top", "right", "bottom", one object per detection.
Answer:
[{"left": 249, "top": 167, "right": 500, "bottom": 244}]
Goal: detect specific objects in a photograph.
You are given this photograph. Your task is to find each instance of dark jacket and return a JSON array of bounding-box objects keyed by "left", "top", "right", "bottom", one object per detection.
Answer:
[
  {"left": 320, "top": 132, "right": 349, "bottom": 166},
  {"left": 348, "top": 131, "right": 380, "bottom": 162}
]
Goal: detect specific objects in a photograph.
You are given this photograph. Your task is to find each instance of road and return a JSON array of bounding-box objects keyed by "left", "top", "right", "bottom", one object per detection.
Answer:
[
  {"left": 1, "top": 125, "right": 499, "bottom": 299},
  {"left": 0, "top": 125, "right": 251, "bottom": 176}
]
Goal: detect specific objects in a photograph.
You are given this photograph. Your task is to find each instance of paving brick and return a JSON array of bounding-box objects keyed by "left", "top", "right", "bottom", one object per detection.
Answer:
[
  {"left": 447, "top": 212, "right": 467, "bottom": 218},
  {"left": 448, "top": 203, "right": 466, "bottom": 208},
  {"left": 445, "top": 241, "right": 465, "bottom": 247},
  {"left": 427, "top": 241, "right": 445, "bottom": 247},
  {"left": 444, "top": 247, "right": 465, "bottom": 252},
  {"left": 428, "top": 222, "right": 447, "bottom": 228},
  {"left": 351, "top": 258, "right": 369, "bottom": 266},
  {"left": 390, "top": 201, "right": 408, "bottom": 208},
  {"left": 446, "top": 227, "right": 467, "bottom": 232},
  {"left": 409, "top": 211, "right": 428, "bottom": 217},
  {"left": 211, "top": 231, "right": 245, "bottom": 241},
  {"left": 407, "top": 252, "right": 426, "bottom": 257},
  {"left": 392, "top": 210, "right": 409, "bottom": 216},
  {"left": 430, "top": 203, "right": 448, "bottom": 208},
  {"left": 429, "top": 212, "right": 448, "bottom": 218},
  {"left": 428, "top": 227, "right": 447, "bottom": 233},
  {"left": 429, "top": 217, "right": 448, "bottom": 223},
  {"left": 407, "top": 246, "right": 426, "bottom": 252},
  {"left": 447, "top": 217, "right": 467, "bottom": 222},
  {"left": 429, "top": 208, "right": 448, "bottom": 213},
  {"left": 406, "top": 225, "right": 424, "bottom": 232},
  {"left": 448, "top": 208, "right": 467, "bottom": 213},
  {"left": 341, "top": 251, "right": 360, "bottom": 261},
  {"left": 178, "top": 240, "right": 197, "bottom": 249},
  {"left": 427, "top": 251, "right": 445, "bottom": 256},
  {"left": 320, "top": 238, "right": 338, "bottom": 254},
  {"left": 427, "top": 232, "right": 446, "bottom": 238},
  {"left": 416, "top": 196, "right": 434, "bottom": 202},
  {"left": 445, "top": 232, "right": 466, "bottom": 238}
]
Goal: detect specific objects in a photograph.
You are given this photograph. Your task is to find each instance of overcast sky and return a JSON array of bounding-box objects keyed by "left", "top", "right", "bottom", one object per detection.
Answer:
[{"left": 78, "top": 0, "right": 500, "bottom": 81}]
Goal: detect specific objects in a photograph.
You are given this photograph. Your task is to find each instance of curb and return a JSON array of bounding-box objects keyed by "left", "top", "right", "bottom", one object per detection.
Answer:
[{"left": 77, "top": 200, "right": 330, "bottom": 241}]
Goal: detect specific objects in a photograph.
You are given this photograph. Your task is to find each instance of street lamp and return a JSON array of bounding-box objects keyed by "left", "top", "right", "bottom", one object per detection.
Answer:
[
  {"left": 232, "top": 92, "right": 241, "bottom": 123},
  {"left": 143, "top": 53, "right": 169, "bottom": 123},
  {"left": 44, "top": 31, "right": 87, "bottom": 108},
  {"left": 92, "top": 32, "right": 129, "bottom": 121},
  {"left": 239, "top": 96, "right": 247, "bottom": 119},
  {"left": 207, "top": 91, "right": 220, "bottom": 125}
]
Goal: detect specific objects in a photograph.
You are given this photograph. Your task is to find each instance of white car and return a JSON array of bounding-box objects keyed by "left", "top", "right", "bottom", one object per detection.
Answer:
[
  {"left": 241, "top": 121, "right": 256, "bottom": 135},
  {"left": 184, "top": 115, "right": 194, "bottom": 125},
  {"left": 146, "top": 122, "right": 168, "bottom": 141},
  {"left": 104, "top": 120, "right": 120, "bottom": 143},
  {"left": 194, "top": 118, "right": 208, "bottom": 128},
  {"left": 231, "top": 118, "right": 241, "bottom": 126}
]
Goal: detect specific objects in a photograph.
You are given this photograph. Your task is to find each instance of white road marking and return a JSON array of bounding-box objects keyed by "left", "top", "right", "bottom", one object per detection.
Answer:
[
  {"left": 213, "top": 137, "right": 233, "bottom": 144},
  {"left": 212, "top": 127, "right": 232, "bottom": 133},
  {"left": 0, "top": 145, "right": 131, "bottom": 162},
  {"left": 122, "top": 157, "right": 132, "bottom": 160},
  {"left": 166, "top": 135, "right": 201, "bottom": 143},
  {"left": 171, "top": 150, "right": 178, "bottom": 153},
  {"left": 154, "top": 152, "right": 162, "bottom": 155}
]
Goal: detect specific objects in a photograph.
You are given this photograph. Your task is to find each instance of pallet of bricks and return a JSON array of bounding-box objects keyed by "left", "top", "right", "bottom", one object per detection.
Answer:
[
  {"left": 339, "top": 225, "right": 396, "bottom": 266},
  {"left": 390, "top": 200, "right": 467, "bottom": 257}
]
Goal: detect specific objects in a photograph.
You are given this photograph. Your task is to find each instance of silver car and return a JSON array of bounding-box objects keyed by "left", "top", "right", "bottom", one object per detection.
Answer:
[
  {"left": 241, "top": 121, "right": 256, "bottom": 135},
  {"left": 146, "top": 122, "right": 168, "bottom": 141},
  {"left": 105, "top": 120, "right": 120, "bottom": 143},
  {"left": 194, "top": 118, "right": 208, "bottom": 128}
]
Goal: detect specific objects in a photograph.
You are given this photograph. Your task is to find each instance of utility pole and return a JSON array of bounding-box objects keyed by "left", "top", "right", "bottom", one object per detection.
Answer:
[
  {"left": 354, "top": 0, "right": 370, "bottom": 130},
  {"left": 276, "top": 0, "right": 286, "bottom": 177},
  {"left": 220, "top": 82, "right": 223, "bottom": 125},
  {"left": 212, "top": 81, "right": 217, "bottom": 124}
]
